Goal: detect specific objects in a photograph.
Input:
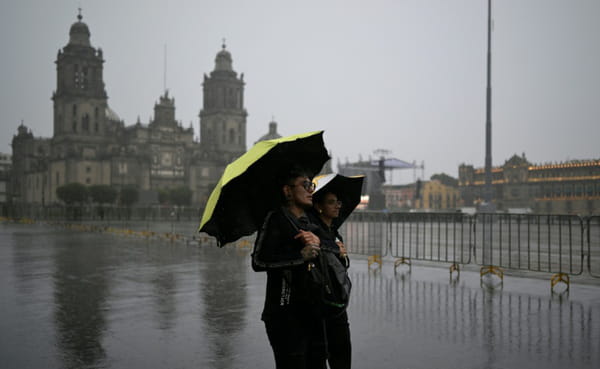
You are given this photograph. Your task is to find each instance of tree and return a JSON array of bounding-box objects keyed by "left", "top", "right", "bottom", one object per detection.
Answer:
[
  {"left": 56, "top": 183, "right": 89, "bottom": 204},
  {"left": 169, "top": 186, "right": 193, "bottom": 206},
  {"left": 89, "top": 185, "right": 117, "bottom": 220},
  {"left": 89, "top": 185, "right": 118, "bottom": 205},
  {"left": 56, "top": 182, "right": 89, "bottom": 220},
  {"left": 430, "top": 173, "right": 458, "bottom": 187},
  {"left": 158, "top": 188, "right": 170, "bottom": 204},
  {"left": 119, "top": 186, "right": 139, "bottom": 207}
]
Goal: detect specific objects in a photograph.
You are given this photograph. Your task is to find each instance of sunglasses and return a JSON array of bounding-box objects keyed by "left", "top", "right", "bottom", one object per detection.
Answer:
[{"left": 290, "top": 180, "right": 316, "bottom": 192}]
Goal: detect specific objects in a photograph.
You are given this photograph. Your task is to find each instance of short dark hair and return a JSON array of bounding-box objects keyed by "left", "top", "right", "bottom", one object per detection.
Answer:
[
  {"left": 280, "top": 165, "right": 311, "bottom": 187},
  {"left": 313, "top": 190, "right": 335, "bottom": 205},
  {"left": 277, "top": 165, "right": 311, "bottom": 205}
]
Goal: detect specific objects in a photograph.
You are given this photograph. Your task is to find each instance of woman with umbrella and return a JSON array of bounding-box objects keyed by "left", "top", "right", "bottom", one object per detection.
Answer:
[
  {"left": 252, "top": 166, "right": 328, "bottom": 369},
  {"left": 309, "top": 174, "right": 364, "bottom": 369},
  {"left": 199, "top": 131, "right": 331, "bottom": 368}
]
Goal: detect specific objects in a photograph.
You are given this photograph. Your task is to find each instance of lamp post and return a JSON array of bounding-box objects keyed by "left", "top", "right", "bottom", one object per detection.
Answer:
[{"left": 483, "top": 0, "right": 495, "bottom": 212}]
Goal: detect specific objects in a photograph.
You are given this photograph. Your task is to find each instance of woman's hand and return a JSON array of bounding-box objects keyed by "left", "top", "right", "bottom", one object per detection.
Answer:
[
  {"left": 294, "top": 230, "right": 320, "bottom": 246},
  {"left": 336, "top": 240, "right": 348, "bottom": 258},
  {"left": 300, "top": 244, "right": 321, "bottom": 261}
]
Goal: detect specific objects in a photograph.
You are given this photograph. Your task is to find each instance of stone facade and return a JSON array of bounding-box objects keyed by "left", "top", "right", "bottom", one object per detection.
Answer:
[
  {"left": 382, "top": 184, "right": 415, "bottom": 210},
  {"left": 383, "top": 181, "right": 460, "bottom": 211},
  {"left": 11, "top": 13, "right": 246, "bottom": 207},
  {"left": 0, "top": 153, "right": 10, "bottom": 206},
  {"left": 459, "top": 154, "right": 600, "bottom": 215},
  {"left": 414, "top": 180, "right": 460, "bottom": 211}
]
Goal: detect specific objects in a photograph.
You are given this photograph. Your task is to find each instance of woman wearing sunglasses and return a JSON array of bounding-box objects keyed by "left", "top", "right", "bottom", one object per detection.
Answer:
[
  {"left": 252, "top": 167, "right": 327, "bottom": 369},
  {"left": 310, "top": 190, "right": 352, "bottom": 369}
]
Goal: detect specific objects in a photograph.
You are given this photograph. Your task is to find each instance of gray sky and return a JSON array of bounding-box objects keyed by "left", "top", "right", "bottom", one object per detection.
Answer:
[{"left": 1, "top": 0, "right": 599, "bottom": 183}]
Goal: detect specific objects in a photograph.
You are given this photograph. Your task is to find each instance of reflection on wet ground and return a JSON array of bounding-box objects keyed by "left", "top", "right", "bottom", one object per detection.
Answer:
[{"left": 1, "top": 222, "right": 599, "bottom": 369}]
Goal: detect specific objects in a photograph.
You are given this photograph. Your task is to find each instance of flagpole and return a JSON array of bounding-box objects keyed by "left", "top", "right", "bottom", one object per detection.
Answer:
[{"left": 484, "top": 0, "right": 493, "bottom": 209}]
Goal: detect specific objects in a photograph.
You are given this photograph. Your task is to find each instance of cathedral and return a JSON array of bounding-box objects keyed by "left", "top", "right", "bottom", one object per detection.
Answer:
[{"left": 11, "top": 12, "right": 248, "bottom": 206}]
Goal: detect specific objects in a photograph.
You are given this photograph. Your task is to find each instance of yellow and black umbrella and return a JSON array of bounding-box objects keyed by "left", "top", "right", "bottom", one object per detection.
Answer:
[{"left": 199, "top": 131, "right": 330, "bottom": 246}]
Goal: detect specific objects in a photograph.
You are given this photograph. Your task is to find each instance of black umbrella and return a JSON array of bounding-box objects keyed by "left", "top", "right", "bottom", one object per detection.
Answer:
[
  {"left": 199, "top": 130, "right": 330, "bottom": 246},
  {"left": 312, "top": 173, "right": 364, "bottom": 227}
]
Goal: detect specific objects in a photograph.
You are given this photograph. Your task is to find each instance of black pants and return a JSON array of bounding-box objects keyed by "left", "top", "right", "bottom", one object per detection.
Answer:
[
  {"left": 265, "top": 314, "right": 327, "bottom": 369},
  {"left": 326, "top": 311, "right": 351, "bottom": 369}
]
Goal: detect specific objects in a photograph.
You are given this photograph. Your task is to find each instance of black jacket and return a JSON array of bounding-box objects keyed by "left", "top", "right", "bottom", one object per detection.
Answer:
[
  {"left": 252, "top": 207, "right": 315, "bottom": 321},
  {"left": 307, "top": 210, "right": 350, "bottom": 268}
]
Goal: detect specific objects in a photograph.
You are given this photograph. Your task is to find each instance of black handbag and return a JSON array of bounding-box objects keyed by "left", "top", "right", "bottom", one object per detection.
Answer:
[{"left": 285, "top": 212, "right": 352, "bottom": 317}]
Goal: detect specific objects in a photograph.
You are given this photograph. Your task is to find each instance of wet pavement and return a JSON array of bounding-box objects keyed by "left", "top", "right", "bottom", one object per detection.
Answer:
[{"left": 1, "top": 222, "right": 599, "bottom": 369}]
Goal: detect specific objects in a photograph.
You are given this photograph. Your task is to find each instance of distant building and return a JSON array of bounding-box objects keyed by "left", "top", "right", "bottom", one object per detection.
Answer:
[
  {"left": 459, "top": 154, "right": 600, "bottom": 214},
  {"left": 383, "top": 184, "right": 415, "bottom": 210},
  {"left": 255, "top": 120, "right": 282, "bottom": 144},
  {"left": 415, "top": 180, "right": 460, "bottom": 211},
  {"left": 0, "top": 153, "right": 11, "bottom": 211},
  {"left": 383, "top": 180, "right": 460, "bottom": 212},
  {"left": 11, "top": 12, "right": 247, "bottom": 206}
]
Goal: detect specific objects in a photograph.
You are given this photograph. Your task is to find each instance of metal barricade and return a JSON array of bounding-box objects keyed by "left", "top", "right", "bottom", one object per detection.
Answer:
[
  {"left": 340, "top": 211, "right": 388, "bottom": 258},
  {"left": 388, "top": 212, "right": 472, "bottom": 265},
  {"left": 588, "top": 215, "right": 600, "bottom": 278},
  {"left": 474, "top": 214, "right": 585, "bottom": 276}
]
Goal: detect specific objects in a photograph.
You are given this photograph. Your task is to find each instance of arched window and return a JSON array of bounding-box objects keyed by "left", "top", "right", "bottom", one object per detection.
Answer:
[
  {"left": 229, "top": 128, "right": 235, "bottom": 143},
  {"left": 74, "top": 64, "right": 80, "bottom": 87},
  {"left": 82, "top": 114, "right": 90, "bottom": 132},
  {"left": 82, "top": 67, "right": 88, "bottom": 89}
]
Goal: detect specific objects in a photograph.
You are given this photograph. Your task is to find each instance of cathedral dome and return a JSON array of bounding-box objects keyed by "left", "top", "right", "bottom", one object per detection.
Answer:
[
  {"left": 68, "top": 11, "right": 91, "bottom": 47},
  {"left": 255, "top": 120, "right": 282, "bottom": 144},
  {"left": 214, "top": 43, "right": 233, "bottom": 72},
  {"left": 105, "top": 106, "right": 121, "bottom": 122}
]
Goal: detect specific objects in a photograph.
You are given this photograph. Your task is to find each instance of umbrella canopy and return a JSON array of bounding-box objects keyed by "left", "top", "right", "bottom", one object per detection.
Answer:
[
  {"left": 199, "top": 130, "right": 330, "bottom": 246},
  {"left": 312, "top": 173, "right": 364, "bottom": 227}
]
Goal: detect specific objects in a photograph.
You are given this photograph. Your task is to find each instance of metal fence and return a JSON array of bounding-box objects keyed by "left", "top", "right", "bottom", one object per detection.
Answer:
[
  {"left": 388, "top": 212, "right": 472, "bottom": 265},
  {"left": 588, "top": 216, "right": 600, "bottom": 278},
  {"left": 474, "top": 214, "right": 585, "bottom": 275},
  {"left": 3, "top": 203, "right": 201, "bottom": 222},
  {"left": 4, "top": 204, "right": 599, "bottom": 278},
  {"left": 339, "top": 211, "right": 599, "bottom": 278}
]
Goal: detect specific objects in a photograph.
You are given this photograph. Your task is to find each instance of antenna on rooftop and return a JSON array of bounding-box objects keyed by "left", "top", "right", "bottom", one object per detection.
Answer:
[{"left": 163, "top": 44, "right": 167, "bottom": 93}]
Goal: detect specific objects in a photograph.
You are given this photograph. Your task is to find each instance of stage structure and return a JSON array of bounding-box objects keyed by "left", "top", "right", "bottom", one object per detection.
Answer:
[{"left": 338, "top": 149, "right": 424, "bottom": 210}]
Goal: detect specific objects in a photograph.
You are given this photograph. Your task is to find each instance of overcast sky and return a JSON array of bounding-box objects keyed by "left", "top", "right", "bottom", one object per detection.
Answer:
[{"left": 1, "top": 0, "right": 599, "bottom": 183}]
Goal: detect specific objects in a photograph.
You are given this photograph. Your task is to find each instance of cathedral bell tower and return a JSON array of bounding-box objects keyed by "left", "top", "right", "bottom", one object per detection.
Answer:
[
  {"left": 52, "top": 10, "right": 108, "bottom": 139},
  {"left": 199, "top": 42, "right": 247, "bottom": 160}
]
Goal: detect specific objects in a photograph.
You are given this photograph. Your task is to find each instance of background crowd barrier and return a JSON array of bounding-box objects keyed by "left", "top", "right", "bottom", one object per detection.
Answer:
[
  {"left": 588, "top": 216, "right": 600, "bottom": 278},
  {"left": 343, "top": 211, "right": 388, "bottom": 258},
  {"left": 3, "top": 204, "right": 599, "bottom": 279},
  {"left": 387, "top": 212, "right": 472, "bottom": 266},
  {"left": 474, "top": 214, "right": 585, "bottom": 276},
  {"left": 3, "top": 203, "right": 202, "bottom": 222},
  {"left": 340, "top": 211, "right": 599, "bottom": 280}
]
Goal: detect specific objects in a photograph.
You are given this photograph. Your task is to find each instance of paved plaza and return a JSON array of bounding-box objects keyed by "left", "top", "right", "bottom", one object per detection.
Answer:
[{"left": 1, "top": 222, "right": 599, "bottom": 369}]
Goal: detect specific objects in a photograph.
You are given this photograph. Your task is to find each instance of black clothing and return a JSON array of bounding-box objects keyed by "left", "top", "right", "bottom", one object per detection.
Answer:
[
  {"left": 252, "top": 207, "right": 327, "bottom": 369},
  {"left": 308, "top": 210, "right": 353, "bottom": 369},
  {"left": 326, "top": 311, "right": 352, "bottom": 369},
  {"left": 265, "top": 316, "right": 327, "bottom": 369},
  {"left": 307, "top": 210, "right": 349, "bottom": 268},
  {"left": 253, "top": 208, "right": 313, "bottom": 321}
]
